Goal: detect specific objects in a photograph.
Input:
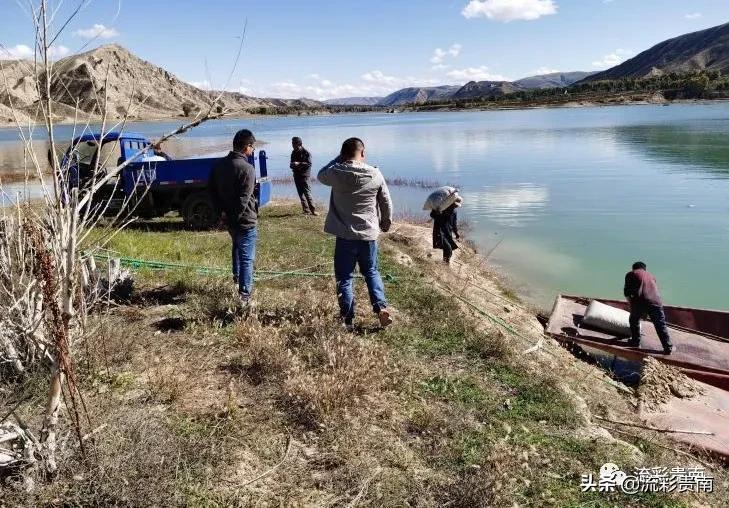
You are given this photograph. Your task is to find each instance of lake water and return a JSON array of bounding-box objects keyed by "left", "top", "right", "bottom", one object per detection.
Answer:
[{"left": 1, "top": 104, "right": 728, "bottom": 310}]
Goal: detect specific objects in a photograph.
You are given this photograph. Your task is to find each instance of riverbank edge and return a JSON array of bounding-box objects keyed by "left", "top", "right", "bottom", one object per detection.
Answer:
[
  {"left": 5, "top": 199, "right": 725, "bottom": 505},
  {"left": 2, "top": 97, "right": 728, "bottom": 131}
]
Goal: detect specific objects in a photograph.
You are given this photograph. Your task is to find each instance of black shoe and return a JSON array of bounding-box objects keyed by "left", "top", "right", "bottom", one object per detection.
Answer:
[
  {"left": 627, "top": 340, "right": 640, "bottom": 348},
  {"left": 662, "top": 347, "right": 673, "bottom": 355}
]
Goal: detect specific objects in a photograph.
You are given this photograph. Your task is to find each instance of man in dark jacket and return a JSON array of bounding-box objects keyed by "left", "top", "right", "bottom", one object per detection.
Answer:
[
  {"left": 208, "top": 129, "right": 258, "bottom": 303},
  {"left": 624, "top": 261, "right": 673, "bottom": 354},
  {"left": 290, "top": 137, "right": 317, "bottom": 215}
]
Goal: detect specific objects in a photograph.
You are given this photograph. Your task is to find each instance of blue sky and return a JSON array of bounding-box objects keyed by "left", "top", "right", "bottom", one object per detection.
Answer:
[{"left": 1, "top": 0, "right": 727, "bottom": 99}]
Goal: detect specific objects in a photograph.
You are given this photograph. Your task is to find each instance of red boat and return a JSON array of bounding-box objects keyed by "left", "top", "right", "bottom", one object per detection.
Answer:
[
  {"left": 545, "top": 294, "right": 729, "bottom": 391},
  {"left": 546, "top": 295, "right": 729, "bottom": 461}
]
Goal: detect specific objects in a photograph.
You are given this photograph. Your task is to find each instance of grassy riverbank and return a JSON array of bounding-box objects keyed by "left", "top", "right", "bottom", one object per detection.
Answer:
[{"left": 3, "top": 202, "right": 726, "bottom": 507}]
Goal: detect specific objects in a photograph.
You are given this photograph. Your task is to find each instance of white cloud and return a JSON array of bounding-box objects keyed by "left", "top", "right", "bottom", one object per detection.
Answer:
[
  {"left": 0, "top": 44, "right": 33, "bottom": 59},
  {"left": 361, "top": 70, "right": 403, "bottom": 86},
  {"left": 462, "top": 0, "right": 557, "bottom": 22},
  {"left": 531, "top": 66, "right": 559, "bottom": 75},
  {"left": 74, "top": 24, "right": 120, "bottom": 39},
  {"left": 430, "top": 43, "right": 462, "bottom": 67},
  {"left": 684, "top": 12, "right": 702, "bottom": 20},
  {"left": 448, "top": 43, "right": 462, "bottom": 57},
  {"left": 241, "top": 70, "right": 444, "bottom": 100},
  {"left": 189, "top": 80, "right": 212, "bottom": 90},
  {"left": 592, "top": 48, "right": 632, "bottom": 69},
  {"left": 430, "top": 48, "right": 448, "bottom": 65},
  {"left": 1, "top": 43, "right": 69, "bottom": 60},
  {"left": 446, "top": 66, "right": 510, "bottom": 82},
  {"left": 48, "top": 46, "right": 70, "bottom": 59}
]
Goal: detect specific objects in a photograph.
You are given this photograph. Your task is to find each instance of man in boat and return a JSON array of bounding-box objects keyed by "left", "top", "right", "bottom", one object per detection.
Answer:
[
  {"left": 208, "top": 129, "right": 259, "bottom": 306},
  {"left": 290, "top": 136, "right": 317, "bottom": 215},
  {"left": 624, "top": 261, "right": 673, "bottom": 354},
  {"left": 317, "top": 137, "right": 393, "bottom": 331}
]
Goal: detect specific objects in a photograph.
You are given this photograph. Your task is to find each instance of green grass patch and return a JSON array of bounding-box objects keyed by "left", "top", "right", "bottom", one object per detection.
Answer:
[
  {"left": 91, "top": 204, "right": 333, "bottom": 287},
  {"left": 488, "top": 365, "right": 576, "bottom": 427},
  {"left": 420, "top": 375, "right": 493, "bottom": 407}
]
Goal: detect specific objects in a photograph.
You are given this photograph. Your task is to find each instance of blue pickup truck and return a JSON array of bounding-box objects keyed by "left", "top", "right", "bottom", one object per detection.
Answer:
[{"left": 60, "top": 132, "right": 272, "bottom": 228}]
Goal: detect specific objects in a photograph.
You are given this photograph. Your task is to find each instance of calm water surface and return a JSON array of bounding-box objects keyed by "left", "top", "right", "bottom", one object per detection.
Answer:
[{"left": 1, "top": 104, "right": 728, "bottom": 309}]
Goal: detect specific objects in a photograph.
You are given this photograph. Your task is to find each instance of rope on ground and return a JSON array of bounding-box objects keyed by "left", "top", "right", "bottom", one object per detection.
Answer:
[
  {"left": 431, "top": 279, "right": 635, "bottom": 396},
  {"left": 255, "top": 262, "right": 329, "bottom": 281},
  {"left": 90, "top": 252, "right": 411, "bottom": 284},
  {"left": 233, "top": 433, "right": 292, "bottom": 489},
  {"left": 602, "top": 424, "right": 715, "bottom": 469},
  {"left": 593, "top": 416, "right": 714, "bottom": 436}
]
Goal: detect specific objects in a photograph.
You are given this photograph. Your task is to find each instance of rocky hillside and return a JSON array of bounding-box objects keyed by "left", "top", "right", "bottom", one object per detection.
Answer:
[
  {"left": 377, "top": 85, "right": 461, "bottom": 106},
  {"left": 0, "top": 44, "right": 321, "bottom": 123},
  {"left": 514, "top": 71, "right": 595, "bottom": 89},
  {"left": 585, "top": 22, "right": 729, "bottom": 81},
  {"left": 451, "top": 80, "right": 524, "bottom": 100},
  {"left": 323, "top": 96, "right": 383, "bottom": 106},
  {"left": 369, "top": 72, "right": 593, "bottom": 107}
]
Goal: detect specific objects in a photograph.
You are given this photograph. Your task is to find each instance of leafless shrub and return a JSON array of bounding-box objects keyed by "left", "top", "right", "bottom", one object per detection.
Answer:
[{"left": 0, "top": 0, "right": 248, "bottom": 476}]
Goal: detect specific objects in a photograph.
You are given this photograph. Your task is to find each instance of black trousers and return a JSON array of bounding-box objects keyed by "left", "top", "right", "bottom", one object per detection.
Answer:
[
  {"left": 629, "top": 300, "right": 673, "bottom": 350},
  {"left": 293, "top": 174, "right": 315, "bottom": 213}
]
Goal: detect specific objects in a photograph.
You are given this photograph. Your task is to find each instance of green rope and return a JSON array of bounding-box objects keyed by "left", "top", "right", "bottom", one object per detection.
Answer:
[
  {"left": 91, "top": 253, "right": 405, "bottom": 283},
  {"left": 433, "top": 280, "right": 635, "bottom": 396}
]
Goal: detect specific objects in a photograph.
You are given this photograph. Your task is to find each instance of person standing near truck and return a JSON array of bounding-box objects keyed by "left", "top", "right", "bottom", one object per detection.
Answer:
[
  {"left": 318, "top": 137, "right": 393, "bottom": 330},
  {"left": 290, "top": 136, "right": 317, "bottom": 215},
  {"left": 209, "top": 129, "right": 259, "bottom": 305},
  {"left": 624, "top": 261, "right": 673, "bottom": 355}
]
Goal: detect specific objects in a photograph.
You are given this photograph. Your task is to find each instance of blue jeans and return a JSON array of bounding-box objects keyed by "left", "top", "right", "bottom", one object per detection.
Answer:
[
  {"left": 334, "top": 237, "right": 387, "bottom": 321},
  {"left": 230, "top": 227, "right": 257, "bottom": 298}
]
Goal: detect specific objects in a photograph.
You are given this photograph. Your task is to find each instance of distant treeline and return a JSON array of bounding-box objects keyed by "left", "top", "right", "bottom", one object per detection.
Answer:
[
  {"left": 236, "top": 71, "right": 729, "bottom": 116},
  {"left": 243, "top": 104, "right": 392, "bottom": 115},
  {"left": 406, "top": 70, "right": 729, "bottom": 111}
]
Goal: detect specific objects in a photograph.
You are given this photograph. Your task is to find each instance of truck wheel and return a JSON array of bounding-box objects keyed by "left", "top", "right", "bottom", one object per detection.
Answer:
[{"left": 182, "top": 193, "right": 216, "bottom": 229}]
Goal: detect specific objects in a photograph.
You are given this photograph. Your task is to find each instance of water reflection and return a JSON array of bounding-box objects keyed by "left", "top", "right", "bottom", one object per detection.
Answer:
[
  {"left": 1, "top": 181, "right": 46, "bottom": 206},
  {"left": 465, "top": 185, "right": 549, "bottom": 227},
  {"left": 1, "top": 106, "right": 729, "bottom": 309},
  {"left": 615, "top": 123, "right": 729, "bottom": 177}
]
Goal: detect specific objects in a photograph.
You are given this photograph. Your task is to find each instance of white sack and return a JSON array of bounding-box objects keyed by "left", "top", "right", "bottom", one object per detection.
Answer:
[
  {"left": 581, "top": 300, "right": 637, "bottom": 337},
  {"left": 423, "top": 186, "right": 459, "bottom": 212}
]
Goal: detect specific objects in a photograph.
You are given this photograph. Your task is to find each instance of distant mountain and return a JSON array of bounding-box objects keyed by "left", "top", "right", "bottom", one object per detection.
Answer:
[
  {"left": 584, "top": 21, "right": 729, "bottom": 82},
  {"left": 377, "top": 86, "right": 461, "bottom": 106},
  {"left": 451, "top": 81, "right": 524, "bottom": 100},
  {"left": 514, "top": 71, "right": 595, "bottom": 89},
  {"left": 1, "top": 44, "right": 322, "bottom": 123},
  {"left": 324, "top": 96, "right": 383, "bottom": 106}
]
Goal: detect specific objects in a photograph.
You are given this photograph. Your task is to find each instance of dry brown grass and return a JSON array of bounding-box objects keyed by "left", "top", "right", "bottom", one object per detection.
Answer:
[{"left": 3, "top": 204, "right": 727, "bottom": 507}]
